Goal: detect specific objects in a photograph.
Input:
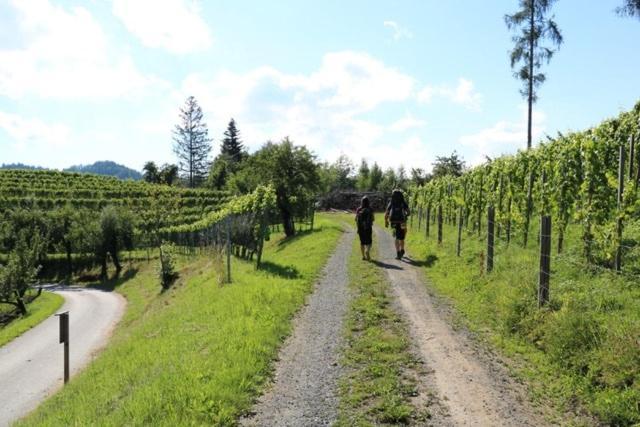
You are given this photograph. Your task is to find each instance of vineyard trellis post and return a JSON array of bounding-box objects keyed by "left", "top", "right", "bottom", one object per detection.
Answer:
[
  {"left": 437, "top": 204, "right": 443, "bottom": 245},
  {"left": 524, "top": 171, "right": 534, "bottom": 247},
  {"left": 487, "top": 206, "right": 495, "bottom": 273},
  {"left": 418, "top": 206, "right": 422, "bottom": 231},
  {"left": 629, "top": 134, "right": 635, "bottom": 181},
  {"left": 616, "top": 143, "right": 625, "bottom": 272},
  {"left": 538, "top": 215, "right": 551, "bottom": 307},
  {"left": 425, "top": 204, "right": 431, "bottom": 237},
  {"left": 456, "top": 205, "right": 463, "bottom": 257},
  {"left": 226, "top": 216, "right": 232, "bottom": 283}
]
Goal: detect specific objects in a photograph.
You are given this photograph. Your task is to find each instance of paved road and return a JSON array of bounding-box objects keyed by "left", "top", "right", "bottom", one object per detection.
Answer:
[{"left": 0, "top": 286, "right": 126, "bottom": 427}]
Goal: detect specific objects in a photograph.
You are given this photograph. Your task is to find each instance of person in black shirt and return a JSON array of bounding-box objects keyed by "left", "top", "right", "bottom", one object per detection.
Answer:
[
  {"left": 355, "top": 196, "right": 374, "bottom": 260},
  {"left": 385, "top": 189, "right": 410, "bottom": 260}
]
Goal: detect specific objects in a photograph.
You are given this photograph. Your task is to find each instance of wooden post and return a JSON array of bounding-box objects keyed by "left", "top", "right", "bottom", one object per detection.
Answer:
[
  {"left": 425, "top": 205, "right": 431, "bottom": 237},
  {"left": 418, "top": 207, "right": 423, "bottom": 231},
  {"left": 437, "top": 204, "right": 443, "bottom": 245},
  {"left": 629, "top": 134, "right": 635, "bottom": 181},
  {"left": 497, "top": 175, "right": 504, "bottom": 238},
  {"left": 524, "top": 171, "right": 534, "bottom": 247},
  {"left": 538, "top": 215, "right": 551, "bottom": 307},
  {"left": 456, "top": 205, "right": 463, "bottom": 257},
  {"left": 486, "top": 206, "right": 495, "bottom": 273},
  {"left": 616, "top": 143, "right": 625, "bottom": 272},
  {"left": 226, "top": 216, "right": 232, "bottom": 283},
  {"left": 56, "top": 311, "right": 70, "bottom": 384},
  {"left": 506, "top": 197, "right": 512, "bottom": 245},
  {"left": 477, "top": 174, "right": 483, "bottom": 236}
]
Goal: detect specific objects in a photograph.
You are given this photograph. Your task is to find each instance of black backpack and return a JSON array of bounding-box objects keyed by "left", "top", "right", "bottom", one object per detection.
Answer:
[
  {"left": 357, "top": 208, "right": 373, "bottom": 229},
  {"left": 389, "top": 202, "right": 406, "bottom": 223}
]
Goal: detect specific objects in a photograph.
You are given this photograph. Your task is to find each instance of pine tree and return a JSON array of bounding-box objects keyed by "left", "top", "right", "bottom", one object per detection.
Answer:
[
  {"left": 505, "top": 0, "right": 563, "bottom": 150},
  {"left": 617, "top": 0, "right": 640, "bottom": 18},
  {"left": 220, "top": 118, "right": 246, "bottom": 163},
  {"left": 173, "top": 96, "right": 212, "bottom": 188}
]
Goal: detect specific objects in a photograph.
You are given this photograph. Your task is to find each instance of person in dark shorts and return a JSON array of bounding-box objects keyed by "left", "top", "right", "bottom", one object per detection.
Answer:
[
  {"left": 355, "top": 196, "right": 374, "bottom": 260},
  {"left": 385, "top": 189, "right": 410, "bottom": 260}
]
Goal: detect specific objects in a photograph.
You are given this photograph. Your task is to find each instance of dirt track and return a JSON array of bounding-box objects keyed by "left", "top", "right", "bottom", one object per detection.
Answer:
[
  {"left": 376, "top": 227, "right": 549, "bottom": 426},
  {"left": 241, "top": 228, "right": 354, "bottom": 427}
]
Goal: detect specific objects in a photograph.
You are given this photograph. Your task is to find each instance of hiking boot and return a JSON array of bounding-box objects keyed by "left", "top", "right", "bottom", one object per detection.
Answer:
[
  {"left": 399, "top": 249, "right": 405, "bottom": 258},
  {"left": 396, "top": 251, "right": 401, "bottom": 260}
]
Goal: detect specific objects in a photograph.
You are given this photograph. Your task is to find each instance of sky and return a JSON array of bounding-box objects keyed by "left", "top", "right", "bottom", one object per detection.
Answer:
[{"left": 0, "top": 0, "right": 639, "bottom": 173}]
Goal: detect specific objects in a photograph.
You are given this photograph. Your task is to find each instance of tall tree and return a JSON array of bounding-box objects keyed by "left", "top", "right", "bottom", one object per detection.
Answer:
[
  {"left": 505, "top": 0, "right": 563, "bottom": 150},
  {"left": 220, "top": 118, "right": 246, "bottom": 163},
  {"left": 432, "top": 151, "right": 466, "bottom": 178},
  {"left": 411, "top": 168, "right": 427, "bottom": 186},
  {"left": 369, "top": 162, "right": 383, "bottom": 190},
  {"left": 247, "top": 138, "right": 319, "bottom": 236},
  {"left": 356, "top": 159, "right": 370, "bottom": 190},
  {"left": 617, "top": 0, "right": 640, "bottom": 18},
  {"left": 159, "top": 164, "right": 179, "bottom": 186},
  {"left": 173, "top": 96, "right": 212, "bottom": 188},
  {"left": 142, "top": 161, "right": 160, "bottom": 184}
]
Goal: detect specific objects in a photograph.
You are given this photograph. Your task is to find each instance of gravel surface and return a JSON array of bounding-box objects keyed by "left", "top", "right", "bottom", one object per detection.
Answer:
[
  {"left": 0, "top": 285, "right": 126, "bottom": 427},
  {"left": 241, "top": 228, "right": 353, "bottom": 427},
  {"left": 375, "top": 227, "right": 550, "bottom": 427}
]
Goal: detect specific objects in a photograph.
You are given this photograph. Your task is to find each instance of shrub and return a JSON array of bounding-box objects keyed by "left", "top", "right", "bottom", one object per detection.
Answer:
[{"left": 158, "top": 243, "right": 178, "bottom": 290}]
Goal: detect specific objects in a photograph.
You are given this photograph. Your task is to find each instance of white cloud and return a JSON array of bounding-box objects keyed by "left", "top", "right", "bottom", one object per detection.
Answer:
[
  {"left": 0, "top": 0, "right": 162, "bottom": 99},
  {"left": 173, "top": 51, "right": 419, "bottom": 168},
  {"left": 389, "top": 113, "right": 426, "bottom": 132},
  {"left": 112, "top": 0, "right": 212, "bottom": 54},
  {"left": 383, "top": 21, "right": 413, "bottom": 41},
  {"left": 459, "top": 105, "right": 547, "bottom": 164},
  {"left": 0, "top": 111, "right": 72, "bottom": 150},
  {"left": 417, "top": 78, "right": 483, "bottom": 111}
]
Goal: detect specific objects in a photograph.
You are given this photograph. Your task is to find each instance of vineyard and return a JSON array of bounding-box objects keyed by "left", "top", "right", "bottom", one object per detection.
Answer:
[
  {"left": 0, "top": 170, "right": 281, "bottom": 317},
  {"left": 407, "top": 101, "right": 640, "bottom": 424},
  {"left": 411, "top": 101, "right": 640, "bottom": 279}
]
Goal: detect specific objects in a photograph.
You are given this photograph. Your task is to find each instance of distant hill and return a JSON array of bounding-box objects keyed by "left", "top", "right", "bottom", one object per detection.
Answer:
[
  {"left": 64, "top": 161, "right": 142, "bottom": 180},
  {"left": 0, "top": 163, "right": 48, "bottom": 171}
]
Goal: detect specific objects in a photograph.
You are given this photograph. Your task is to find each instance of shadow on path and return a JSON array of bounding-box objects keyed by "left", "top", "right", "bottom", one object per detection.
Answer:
[{"left": 370, "top": 259, "right": 403, "bottom": 270}]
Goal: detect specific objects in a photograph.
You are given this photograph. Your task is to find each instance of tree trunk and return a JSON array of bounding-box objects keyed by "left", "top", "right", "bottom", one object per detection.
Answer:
[
  {"left": 15, "top": 293, "right": 27, "bottom": 315},
  {"left": 111, "top": 250, "right": 122, "bottom": 274},
  {"left": 281, "top": 209, "right": 296, "bottom": 237},
  {"left": 65, "top": 242, "right": 73, "bottom": 279},
  {"left": 527, "top": 2, "right": 535, "bottom": 150}
]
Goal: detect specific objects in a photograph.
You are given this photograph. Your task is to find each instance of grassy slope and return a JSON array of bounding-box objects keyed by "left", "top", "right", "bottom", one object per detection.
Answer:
[
  {"left": 337, "top": 219, "right": 428, "bottom": 426},
  {"left": 20, "top": 214, "right": 343, "bottom": 426},
  {"left": 0, "top": 292, "right": 64, "bottom": 347},
  {"left": 406, "top": 221, "right": 640, "bottom": 425}
]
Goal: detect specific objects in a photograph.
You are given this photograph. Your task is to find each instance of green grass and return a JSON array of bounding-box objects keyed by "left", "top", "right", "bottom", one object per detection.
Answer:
[
  {"left": 336, "top": 220, "right": 428, "bottom": 426},
  {"left": 0, "top": 291, "right": 64, "bottom": 347},
  {"left": 19, "top": 214, "right": 344, "bottom": 426},
  {"left": 406, "top": 220, "right": 640, "bottom": 426}
]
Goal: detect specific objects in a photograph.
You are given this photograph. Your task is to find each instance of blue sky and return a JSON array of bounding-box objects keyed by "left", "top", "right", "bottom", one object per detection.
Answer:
[{"left": 1, "top": 0, "right": 639, "bottom": 172}]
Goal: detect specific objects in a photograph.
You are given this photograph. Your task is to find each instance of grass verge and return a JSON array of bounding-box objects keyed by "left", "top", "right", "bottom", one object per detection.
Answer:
[
  {"left": 336, "top": 221, "right": 428, "bottom": 426},
  {"left": 19, "top": 214, "right": 343, "bottom": 426},
  {"left": 0, "top": 291, "right": 64, "bottom": 347},
  {"left": 406, "top": 221, "right": 640, "bottom": 425}
]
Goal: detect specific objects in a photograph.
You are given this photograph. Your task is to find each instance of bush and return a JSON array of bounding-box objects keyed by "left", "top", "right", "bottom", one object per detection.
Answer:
[{"left": 158, "top": 243, "right": 178, "bottom": 290}]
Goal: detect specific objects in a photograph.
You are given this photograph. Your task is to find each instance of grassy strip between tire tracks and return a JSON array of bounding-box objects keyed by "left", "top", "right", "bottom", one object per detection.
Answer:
[
  {"left": 406, "top": 222, "right": 640, "bottom": 426},
  {"left": 19, "top": 213, "right": 343, "bottom": 426},
  {"left": 336, "top": 220, "right": 430, "bottom": 426},
  {"left": 0, "top": 292, "right": 64, "bottom": 347}
]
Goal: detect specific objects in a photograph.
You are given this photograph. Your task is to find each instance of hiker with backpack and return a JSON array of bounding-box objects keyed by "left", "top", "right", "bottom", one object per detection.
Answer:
[
  {"left": 385, "top": 189, "right": 410, "bottom": 260},
  {"left": 355, "top": 196, "right": 374, "bottom": 260}
]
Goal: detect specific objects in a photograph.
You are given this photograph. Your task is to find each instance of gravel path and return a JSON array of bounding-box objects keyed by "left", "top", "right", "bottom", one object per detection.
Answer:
[
  {"left": 241, "top": 227, "right": 353, "bottom": 427},
  {"left": 375, "top": 227, "right": 549, "bottom": 426},
  {"left": 0, "top": 285, "right": 126, "bottom": 427}
]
